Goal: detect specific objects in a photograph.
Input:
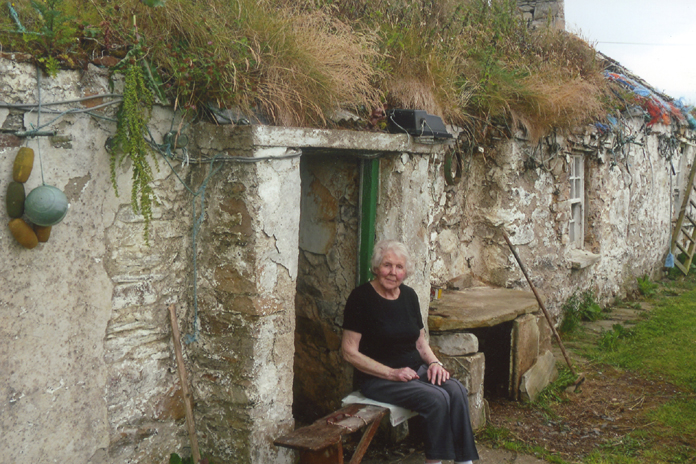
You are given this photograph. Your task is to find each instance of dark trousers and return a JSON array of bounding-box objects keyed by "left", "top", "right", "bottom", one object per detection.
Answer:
[{"left": 361, "top": 365, "right": 479, "bottom": 462}]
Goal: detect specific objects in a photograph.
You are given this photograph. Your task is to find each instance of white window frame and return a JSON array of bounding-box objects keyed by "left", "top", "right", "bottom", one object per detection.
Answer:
[{"left": 569, "top": 155, "right": 584, "bottom": 248}]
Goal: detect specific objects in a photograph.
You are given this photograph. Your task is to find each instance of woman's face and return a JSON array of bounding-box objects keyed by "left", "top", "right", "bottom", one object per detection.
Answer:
[{"left": 375, "top": 251, "right": 407, "bottom": 291}]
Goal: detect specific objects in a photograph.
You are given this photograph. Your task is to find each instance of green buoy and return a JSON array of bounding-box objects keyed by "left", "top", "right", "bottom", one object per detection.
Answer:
[{"left": 25, "top": 185, "right": 69, "bottom": 226}]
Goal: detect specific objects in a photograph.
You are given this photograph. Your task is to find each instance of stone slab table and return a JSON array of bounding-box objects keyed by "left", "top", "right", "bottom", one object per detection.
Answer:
[{"left": 428, "top": 286, "right": 554, "bottom": 402}]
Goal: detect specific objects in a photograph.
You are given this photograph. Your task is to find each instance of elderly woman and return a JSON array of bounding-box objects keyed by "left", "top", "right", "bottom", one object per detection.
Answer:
[{"left": 342, "top": 240, "right": 479, "bottom": 464}]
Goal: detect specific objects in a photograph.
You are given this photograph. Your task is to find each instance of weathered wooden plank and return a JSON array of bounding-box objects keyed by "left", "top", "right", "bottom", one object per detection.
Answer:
[
  {"left": 299, "top": 442, "right": 344, "bottom": 464},
  {"left": 348, "top": 412, "right": 385, "bottom": 464},
  {"left": 274, "top": 404, "right": 388, "bottom": 452}
]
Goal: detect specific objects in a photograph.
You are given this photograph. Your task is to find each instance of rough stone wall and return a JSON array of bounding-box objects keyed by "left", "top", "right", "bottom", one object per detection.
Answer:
[
  {"left": 186, "top": 128, "right": 299, "bottom": 463},
  {"left": 3, "top": 55, "right": 691, "bottom": 464},
  {"left": 517, "top": 0, "right": 565, "bottom": 29},
  {"left": 294, "top": 154, "right": 359, "bottom": 421},
  {"left": 428, "top": 120, "right": 693, "bottom": 322}
]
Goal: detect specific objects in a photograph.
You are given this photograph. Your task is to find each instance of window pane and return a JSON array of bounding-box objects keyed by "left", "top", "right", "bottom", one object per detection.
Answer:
[
  {"left": 570, "top": 180, "right": 575, "bottom": 199},
  {"left": 569, "top": 217, "right": 575, "bottom": 242},
  {"left": 575, "top": 157, "right": 582, "bottom": 177},
  {"left": 574, "top": 203, "right": 582, "bottom": 229}
]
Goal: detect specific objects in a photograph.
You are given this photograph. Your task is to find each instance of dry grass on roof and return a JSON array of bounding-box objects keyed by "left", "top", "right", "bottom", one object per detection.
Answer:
[
  {"left": 0, "top": 0, "right": 617, "bottom": 144},
  {"left": 98, "top": 0, "right": 382, "bottom": 125}
]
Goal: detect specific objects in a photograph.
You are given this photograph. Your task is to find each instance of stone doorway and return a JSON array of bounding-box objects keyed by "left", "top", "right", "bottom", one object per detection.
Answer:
[{"left": 293, "top": 153, "right": 361, "bottom": 424}]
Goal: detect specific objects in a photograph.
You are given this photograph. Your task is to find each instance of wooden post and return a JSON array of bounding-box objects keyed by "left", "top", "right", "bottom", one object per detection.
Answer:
[{"left": 168, "top": 304, "right": 201, "bottom": 463}]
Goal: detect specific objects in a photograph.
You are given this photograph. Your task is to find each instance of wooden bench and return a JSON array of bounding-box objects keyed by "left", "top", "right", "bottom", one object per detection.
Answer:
[{"left": 274, "top": 403, "right": 389, "bottom": 464}]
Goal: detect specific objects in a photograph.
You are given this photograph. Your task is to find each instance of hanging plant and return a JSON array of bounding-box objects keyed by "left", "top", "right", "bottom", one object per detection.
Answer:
[{"left": 110, "top": 59, "right": 159, "bottom": 245}]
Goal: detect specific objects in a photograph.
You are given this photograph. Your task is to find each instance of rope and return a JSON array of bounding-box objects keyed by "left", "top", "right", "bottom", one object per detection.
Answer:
[
  {"left": 185, "top": 155, "right": 223, "bottom": 344},
  {"left": 35, "top": 65, "right": 45, "bottom": 185},
  {"left": 7, "top": 1, "right": 26, "bottom": 33},
  {"left": 0, "top": 93, "right": 122, "bottom": 108}
]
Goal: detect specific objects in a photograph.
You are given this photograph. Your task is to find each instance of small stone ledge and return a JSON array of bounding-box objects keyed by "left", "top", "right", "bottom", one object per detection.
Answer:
[
  {"left": 430, "top": 332, "right": 479, "bottom": 356},
  {"left": 569, "top": 249, "right": 601, "bottom": 270}
]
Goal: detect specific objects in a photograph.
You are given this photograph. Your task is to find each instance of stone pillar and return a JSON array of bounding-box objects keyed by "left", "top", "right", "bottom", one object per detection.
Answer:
[
  {"left": 517, "top": 0, "right": 565, "bottom": 30},
  {"left": 376, "top": 153, "right": 434, "bottom": 323},
  {"left": 430, "top": 333, "right": 487, "bottom": 430},
  {"left": 189, "top": 128, "right": 299, "bottom": 463}
]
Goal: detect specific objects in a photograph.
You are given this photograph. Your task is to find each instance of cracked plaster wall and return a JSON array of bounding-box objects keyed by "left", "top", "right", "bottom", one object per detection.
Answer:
[
  {"left": 0, "top": 58, "right": 195, "bottom": 463},
  {"left": 376, "top": 153, "right": 434, "bottom": 323},
  {"left": 0, "top": 59, "right": 297, "bottom": 464},
  {"left": 3, "top": 53, "right": 688, "bottom": 464},
  {"left": 186, "top": 130, "right": 298, "bottom": 463}
]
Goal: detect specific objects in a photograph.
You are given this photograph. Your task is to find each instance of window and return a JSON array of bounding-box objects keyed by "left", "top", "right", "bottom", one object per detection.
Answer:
[{"left": 569, "top": 155, "right": 584, "bottom": 248}]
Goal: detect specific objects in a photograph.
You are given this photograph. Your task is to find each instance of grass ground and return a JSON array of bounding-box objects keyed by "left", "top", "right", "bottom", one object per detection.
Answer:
[{"left": 481, "top": 272, "right": 696, "bottom": 463}]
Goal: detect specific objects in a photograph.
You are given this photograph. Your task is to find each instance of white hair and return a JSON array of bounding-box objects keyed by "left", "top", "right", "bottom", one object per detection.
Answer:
[{"left": 371, "top": 240, "right": 413, "bottom": 277}]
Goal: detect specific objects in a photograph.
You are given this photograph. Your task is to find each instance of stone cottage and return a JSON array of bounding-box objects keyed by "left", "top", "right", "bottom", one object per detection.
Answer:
[{"left": 2, "top": 2, "right": 695, "bottom": 463}]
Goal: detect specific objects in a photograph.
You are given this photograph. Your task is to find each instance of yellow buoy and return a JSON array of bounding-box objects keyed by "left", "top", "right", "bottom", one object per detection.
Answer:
[
  {"left": 13, "top": 147, "right": 35, "bottom": 183},
  {"left": 33, "top": 224, "right": 52, "bottom": 242},
  {"left": 9, "top": 218, "right": 39, "bottom": 249}
]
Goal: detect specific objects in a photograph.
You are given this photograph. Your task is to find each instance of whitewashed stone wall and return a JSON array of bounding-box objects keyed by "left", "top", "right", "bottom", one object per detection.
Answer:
[
  {"left": 427, "top": 121, "right": 694, "bottom": 322},
  {"left": 0, "top": 59, "right": 299, "bottom": 464},
  {"left": 0, "top": 58, "right": 195, "bottom": 463}
]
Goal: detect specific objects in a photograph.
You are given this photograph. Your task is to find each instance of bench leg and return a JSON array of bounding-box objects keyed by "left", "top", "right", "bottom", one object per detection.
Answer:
[
  {"left": 348, "top": 417, "right": 382, "bottom": 464},
  {"left": 299, "top": 441, "right": 344, "bottom": 464}
]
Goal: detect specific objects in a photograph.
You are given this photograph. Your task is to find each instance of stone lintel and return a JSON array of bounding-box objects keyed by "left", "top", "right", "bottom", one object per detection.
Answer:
[
  {"left": 250, "top": 125, "right": 446, "bottom": 155},
  {"left": 428, "top": 287, "right": 539, "bottom": 332}
]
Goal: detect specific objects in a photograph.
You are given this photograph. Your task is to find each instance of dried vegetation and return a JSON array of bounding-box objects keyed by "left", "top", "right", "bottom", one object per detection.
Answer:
[{"left": 1, "top": 0, "right": 615, "bottom": 142}]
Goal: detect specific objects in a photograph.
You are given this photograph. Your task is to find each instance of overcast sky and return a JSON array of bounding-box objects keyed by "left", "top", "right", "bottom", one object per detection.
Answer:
[{"left": 565, "top": 0, "right": 696, "bottom": 104}]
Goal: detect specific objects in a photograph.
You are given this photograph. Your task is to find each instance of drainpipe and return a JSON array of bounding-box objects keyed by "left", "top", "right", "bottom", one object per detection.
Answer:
[{"left": 357, "top": 157, "right": 379, "bottom": 286}]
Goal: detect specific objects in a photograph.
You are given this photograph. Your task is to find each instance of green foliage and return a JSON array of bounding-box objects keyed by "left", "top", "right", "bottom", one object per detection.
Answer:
[
  {"left": 28, "top": 0, "right": 78, "bottom": 53},
  {"left": 597, "top": 431, "right": 651, "bottom": 458},
  {"left": 1, "top": 0, "right": 101, "bottom": 74},
  {"left": 162, "top": 37, "right": 254, "bottom": 110},
  {"left": 533, "top": 366, "right": 577, "bottom": 411},
  {"left": 169, "top": 453, "right": 194, "bottom": 464},
  {"left": 111, "top": 59, "right": 158, "bottom": 245},
  {"left": 637, "top": 274, "right": 659, "bottom": 297},
  {"left": 597, "top": 323, "right": 633, "bottom": 352},
  {"left": 560, "top": 290, "right": 603, "bottom": 334},
  {"left": 648, "top": 398, "right": 696, "bottom": 438}
]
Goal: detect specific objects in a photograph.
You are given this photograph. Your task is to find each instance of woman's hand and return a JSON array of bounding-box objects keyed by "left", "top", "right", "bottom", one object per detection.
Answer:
[
  {"left": 389, "top": 367, "right": 420, "bottom": 382},
  {"left": 427, "top": 363, "right": 450, "bottom": 386}
]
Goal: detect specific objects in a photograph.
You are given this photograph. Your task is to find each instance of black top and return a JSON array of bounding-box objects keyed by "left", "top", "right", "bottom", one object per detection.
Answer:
[{"left": 342, "top": 282, "right": 424, "bottom": 386}]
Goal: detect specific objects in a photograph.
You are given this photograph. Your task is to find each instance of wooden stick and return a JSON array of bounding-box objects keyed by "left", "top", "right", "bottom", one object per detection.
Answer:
[
  {"left": 348, "top": 409, "right": 388, "bottom": 464},
  {"left": 501, "top": 230, "right": 578, "bottom": 378},
  {"left": 168, "top": 304, "right": 201, "bottom": 463}
]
